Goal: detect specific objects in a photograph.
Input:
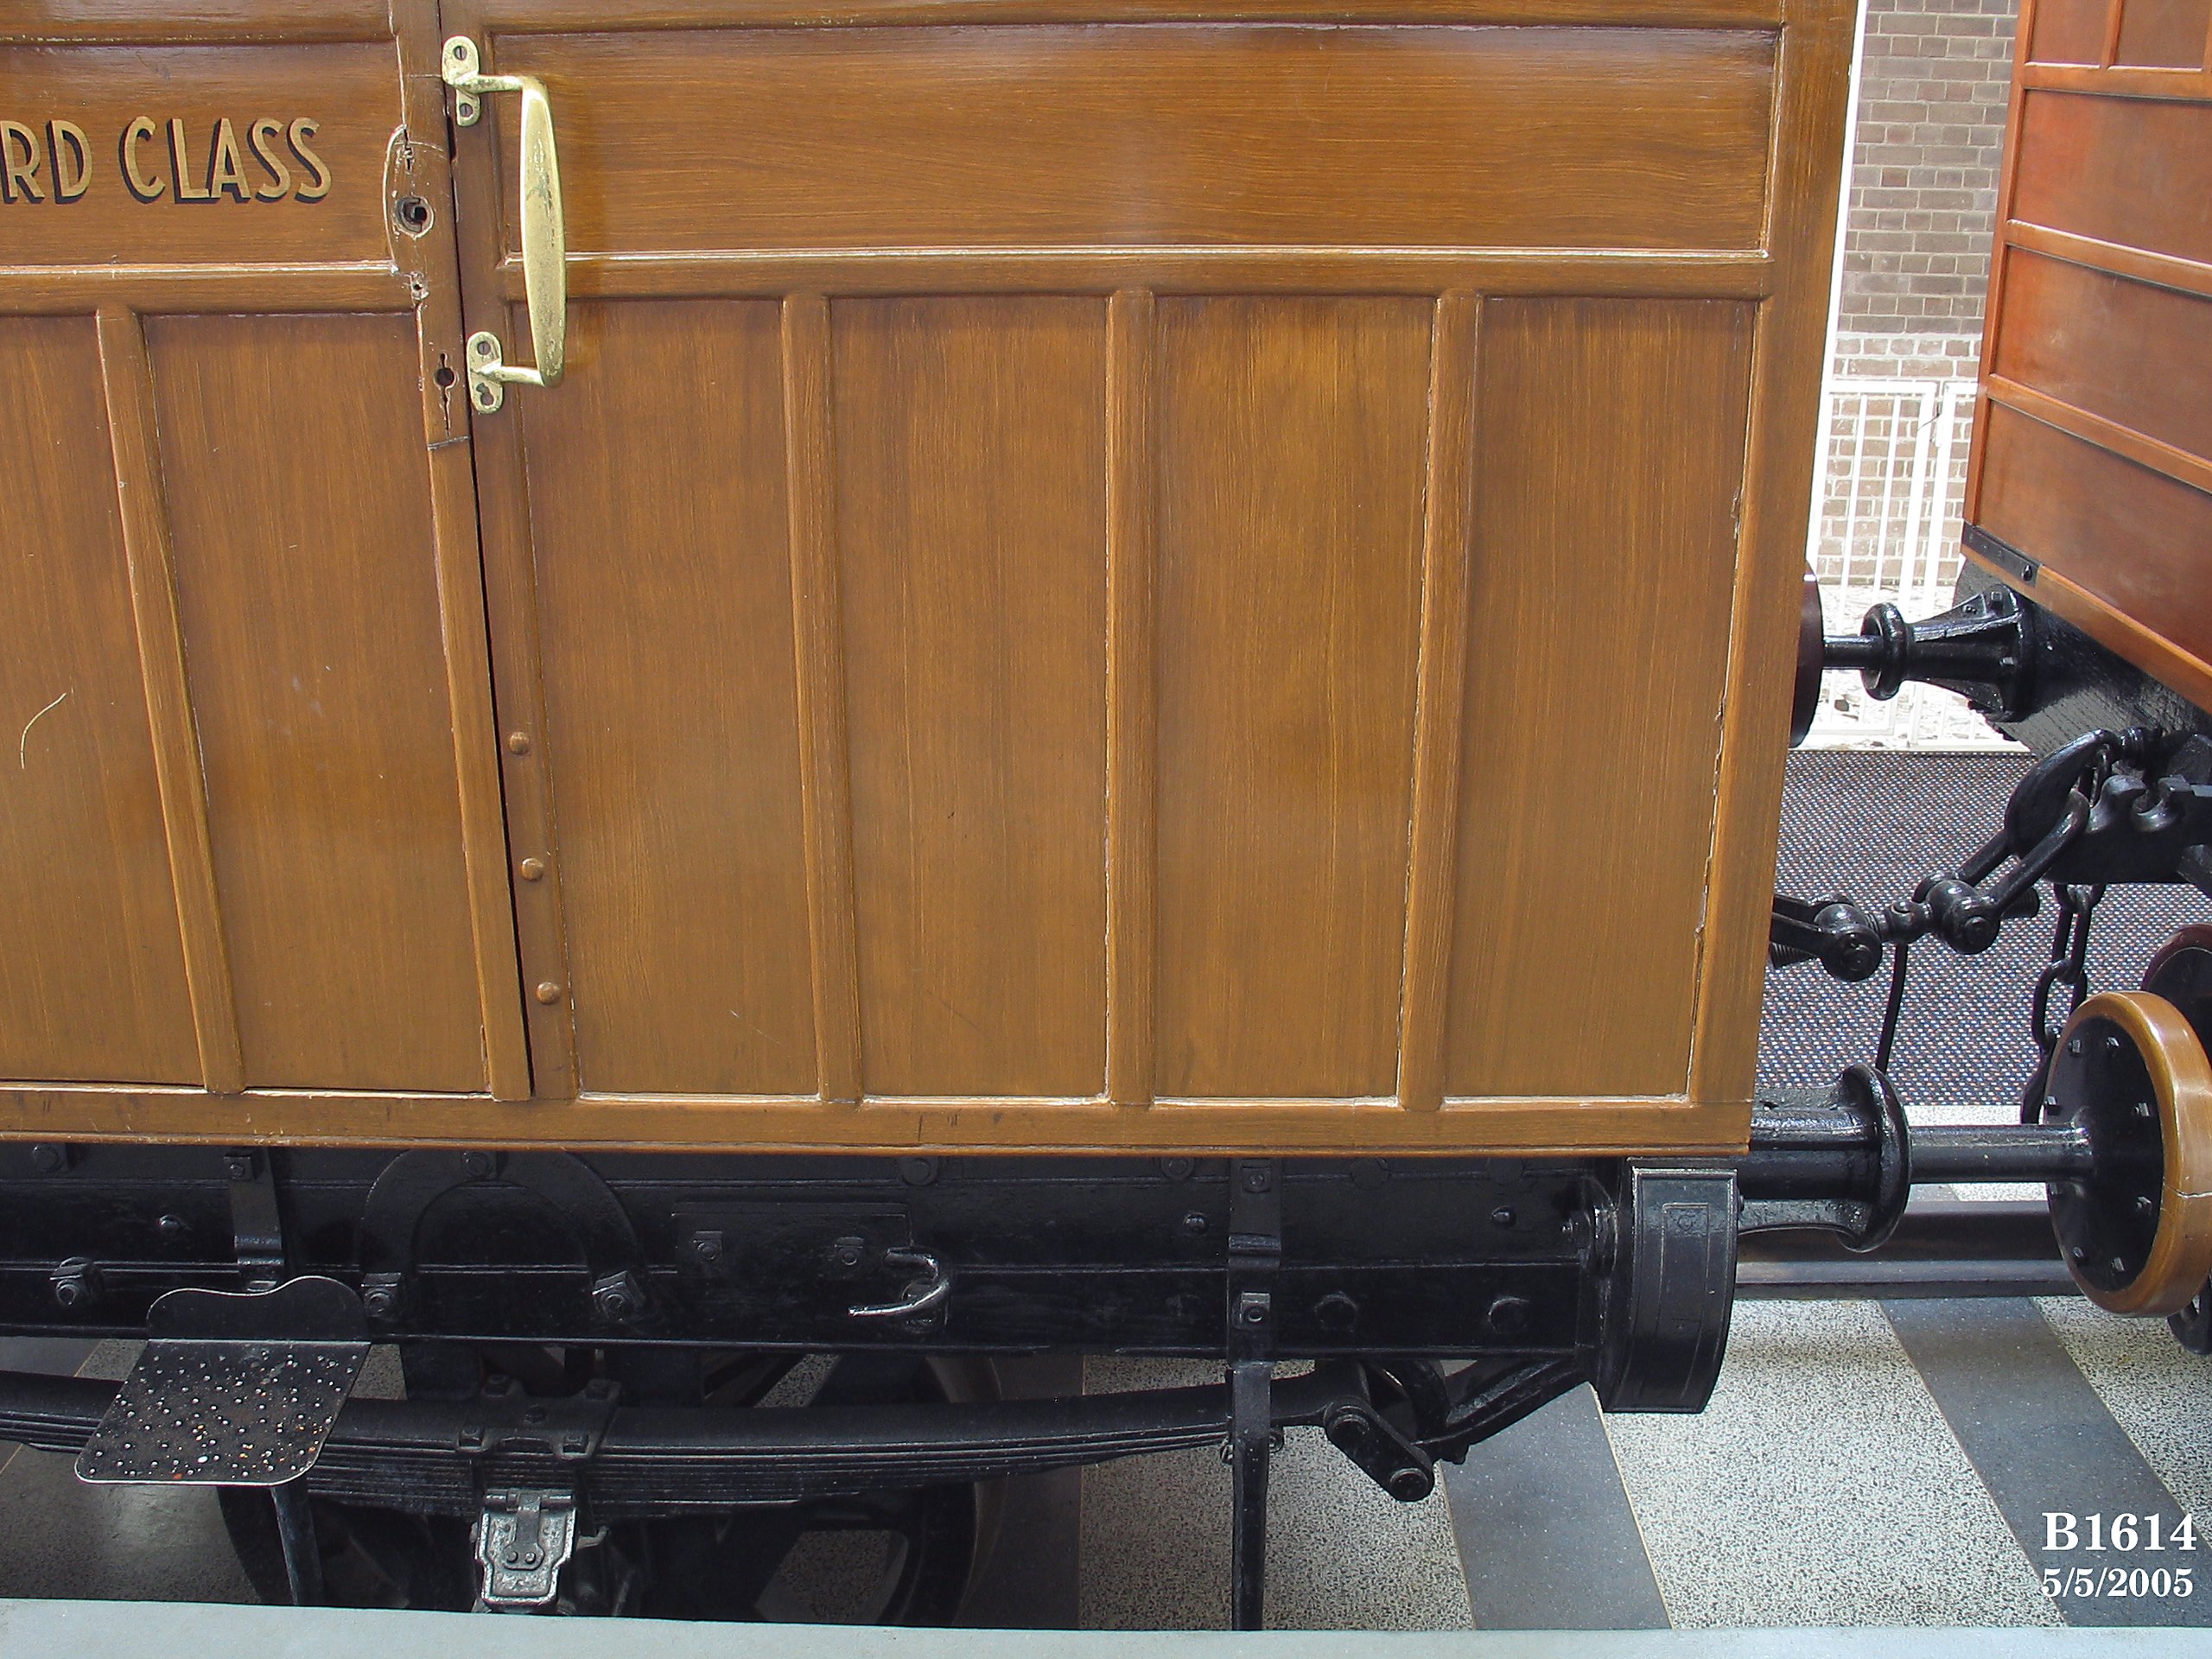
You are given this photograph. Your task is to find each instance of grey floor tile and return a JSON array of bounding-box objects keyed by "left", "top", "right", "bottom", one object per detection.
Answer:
[
  {"left": 1605, "top": 1300, "right": 2054, "bottom": 1628},
  {"left": 1077, "top": 1358, "right": 1471, "bottom": 1630},
  {"left": 0, "top": 1446, "right": 253, "bottom": 1604},
  {"left": 1442, "top": 1384, "right": 1669, "bottom": 1630},
  {"left": 2038, "top": 1296, "right": 2212, "bottom": 1521},
  {"left": 1886, "top": 1298, "right": 2212, "bottom": 1628}
]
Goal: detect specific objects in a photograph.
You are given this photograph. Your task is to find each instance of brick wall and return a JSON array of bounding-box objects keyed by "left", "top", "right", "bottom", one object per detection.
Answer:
[
  {"left": 1832, "top": 0, "right": 2020, "bottom": 380},
  {"left": 1803, "top": 0, "right": 2026, "bottom": 747}
]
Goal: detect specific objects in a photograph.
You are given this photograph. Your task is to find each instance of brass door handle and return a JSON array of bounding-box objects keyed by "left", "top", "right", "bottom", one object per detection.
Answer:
[{"left": 443, "top": 35, "right": 565, "bottom": 413}]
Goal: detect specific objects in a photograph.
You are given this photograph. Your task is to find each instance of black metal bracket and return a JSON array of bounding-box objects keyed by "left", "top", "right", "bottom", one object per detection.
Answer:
[
  {"left": 476, "top": 1487, "right": 580, "bottom": 1610},
  {"left": 1739, "top": 1066, "right": 1912, "bottom": 1250},
  {"left": 226, "top": 1148, "right": 287, "bottom": 1290},
  {"left": 359, "top": 1149, "right": 647, "bottom": 1332},
  {"left": 1320, "top": 1380, "right": 1437, "bottom": 1500},
  {"left": 458, "top": 1372, "right": 622, "bottom": 1469},
  {"left": 1225, "top": 1156, "right": 1280, "bottom": 1632},
  {"left": 1963, "top": 521, "right": 2038, "bottom": 587}
]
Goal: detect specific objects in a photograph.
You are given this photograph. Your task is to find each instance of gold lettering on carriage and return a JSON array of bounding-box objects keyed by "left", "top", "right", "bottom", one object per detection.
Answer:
[{"left": 0, "top": 116, "right": 329, "bottom": 205}]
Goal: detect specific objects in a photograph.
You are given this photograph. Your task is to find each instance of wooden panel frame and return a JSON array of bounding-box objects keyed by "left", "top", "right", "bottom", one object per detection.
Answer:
[
  {"left": 94, "top": 309, "right": 245, "bottom": 1096},
  {"left": 0, "top": 0, "right": 528, "bottom": 1106},
  {"left": 1964, "top": 0, "right": 2212, "bottom": 713},
  {"left": 2, "top": 0, "right": 1853, "bottom": 1152}
]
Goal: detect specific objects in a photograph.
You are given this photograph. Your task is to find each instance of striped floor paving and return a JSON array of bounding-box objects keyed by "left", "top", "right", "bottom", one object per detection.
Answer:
[{"left": 1074, "top": 1294, "right": 2212, "bottom": 1630}]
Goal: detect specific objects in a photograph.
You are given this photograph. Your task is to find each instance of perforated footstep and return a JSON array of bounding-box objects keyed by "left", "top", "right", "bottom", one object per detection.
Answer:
[{"left": 76, "top": 1275, "right": 369, "bottom": 1486}]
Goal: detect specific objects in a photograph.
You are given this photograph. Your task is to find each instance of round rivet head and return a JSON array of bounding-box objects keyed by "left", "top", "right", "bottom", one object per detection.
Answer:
[
  {"left": 505, "top": 731, "right": 532, "bottom": 755},
  {"left": 534, "top": 982, "right": 562, "bottom": 1005},
  {"left": 518, "top": 857, "right": 546, "bottom": 882}
]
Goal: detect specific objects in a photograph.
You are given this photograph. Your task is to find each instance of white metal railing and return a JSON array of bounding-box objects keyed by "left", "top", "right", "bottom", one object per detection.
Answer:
[{"left": 1801, "top": 376, "right": 2014, "bottom": 750}]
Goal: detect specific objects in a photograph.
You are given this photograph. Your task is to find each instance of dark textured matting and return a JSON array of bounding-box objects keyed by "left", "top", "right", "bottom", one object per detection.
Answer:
[{"left": 1758, "top": 751, "right": 2212, "bottom": 1118}]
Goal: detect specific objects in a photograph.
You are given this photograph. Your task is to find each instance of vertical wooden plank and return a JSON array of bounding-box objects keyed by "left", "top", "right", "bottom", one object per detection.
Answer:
[
  {"left": 1154, "top": 296, "right": 1432, "bottom": 1101},
  {"left": 2101, "top": 0, "right": 2128, "bottom": 64},
  {"left": 1446, "top": 299, "right": 1753, "bottom": 1100},
  {"left": 1394, "top": 292, "right": 1481, "bottom": 1115},
  {"left": 94, "top": 308, "right": 245, "bottom": 1097},
  {"left": 442, "top": 0, "right": 580, "bottom": 1100},
  {"left": 784, "top": 292, "right": 864, "bottom": 1105},
  {"left": 391, "top": 5, "right": 531, "bottom": 1100},
  {"left": 1686, "top": 0, "right": 1855, "bottom": 1109},
  {"left": 834, "top": 297, "right": 1109, "bottom": 1098},
  {"left": 1106, "top": 289, "right": 1158, "bottom": 1109},
  {"left": 0, "top": 315, "right": 199, "bottom": 1087},
  {"left": 1965, "top": 0, "right": 2042, "bottom": 531},
  {"left": 425, "top": 429, "right": 531, "bottom": 1100},
  {"left": 150, "top": 313, "right": 486, "bottom": 1092},
  {"left": 521, "top": 302, "right": 815, "bottom": 1096}
]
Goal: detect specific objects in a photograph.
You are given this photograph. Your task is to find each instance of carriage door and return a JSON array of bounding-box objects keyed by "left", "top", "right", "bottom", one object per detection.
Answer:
[
  {"left": 0, "top": 1, "right": 526, "bottom": 1113},
  {"left": 442, "top": 3, "right": 1789, "bottom": 1140}
]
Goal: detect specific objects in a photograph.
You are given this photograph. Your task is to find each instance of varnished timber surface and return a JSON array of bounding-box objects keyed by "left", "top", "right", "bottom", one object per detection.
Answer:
[
  {"left": 3, "top": 0, "right": 1855, "bottom": 1153},
  {"left": 1394, "top": 294, "right": 1483, "bottom": 1115},
  {"left": 1977, "top": 404, "right": 2212, "bottom": 695},
  {"left": 471, "top": 0, "right": 1789, "bottom": 26},
  {"left": 2010, "top": 93, "right": 2212, "bottom": 269},
  {"left": 2028, "top": 0, "right": 2111, "bottom": 60},
  {"left": 835, "top": 298, "right": 1110, "bottom": 1098},
  {"left": 0, "top": 2, "right": 394, "bottom": 41},
  {"left": 94, "top": 309, "right": 245, "bottom": 1096},
  {"left": 485, "top": 25, "right": 1777, "bottom": 255},
  {"left": 1153, "top": 297, "right": 1430, "bottom": 1100},
  {"left": 2113, "top": 0, "right": 2212, "bottom": 66},
  {"left": 146, "top": 314, "right": 487, "bottom": 1092},
  {"left": 1104, "top": 290, "right": 1160, "bottom": 1109},
  {"left": 0, "top": 317, "right": 199, "bottom": 1085},
  {"left": 1993, "top": 251, "right": 2212, "bottom": 468},
  {"left": 1967, "top": 0, "right": 2212, "bottom": 710},
  {"left": 1446, "top": 299, "right": 1754, "bottom": 1100},
  {"left": 516, "top": 301, "right": 818, "bottom": 1097},
  {"left": 0, "top": 41, "right": 397, "bottom": 267}
]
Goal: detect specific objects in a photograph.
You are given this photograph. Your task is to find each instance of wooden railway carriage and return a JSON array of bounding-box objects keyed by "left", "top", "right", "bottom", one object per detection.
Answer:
[{"left": 0, "top": 0, "right": 2208, "bottom": 1625}]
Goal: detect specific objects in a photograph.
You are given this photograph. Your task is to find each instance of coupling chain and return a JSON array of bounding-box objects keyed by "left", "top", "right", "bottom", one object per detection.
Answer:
[{"left": 2031, "top": 881, "right": 2106, "bottom": 1065}]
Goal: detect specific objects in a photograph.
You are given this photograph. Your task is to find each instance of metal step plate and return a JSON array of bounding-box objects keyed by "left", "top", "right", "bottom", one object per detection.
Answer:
[{"left": 76, "top": 1276, "right": 369, "bottom": 1485}]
